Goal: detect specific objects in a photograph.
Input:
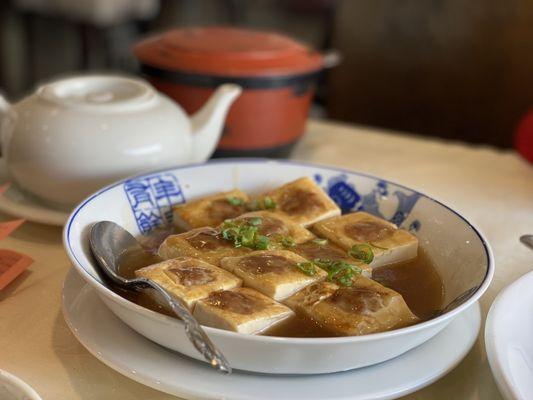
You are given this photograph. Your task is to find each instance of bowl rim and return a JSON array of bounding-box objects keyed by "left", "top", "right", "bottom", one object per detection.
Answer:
[
  {"left": 0, "top": 369, "right": 42, "bottom": 400},
  {"left": 63, "top": 158, "right": 494, "bottom": 344}
]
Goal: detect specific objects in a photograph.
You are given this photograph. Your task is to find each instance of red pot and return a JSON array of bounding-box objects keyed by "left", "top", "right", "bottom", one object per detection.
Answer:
[{"left": 133, "top": 27, "right": 325, "bottom": 157}]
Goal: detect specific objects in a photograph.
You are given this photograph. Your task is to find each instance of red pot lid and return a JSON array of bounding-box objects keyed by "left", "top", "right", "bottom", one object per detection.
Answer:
[{"left": 133, "top": 26, "right": 324, "bottom": 77}]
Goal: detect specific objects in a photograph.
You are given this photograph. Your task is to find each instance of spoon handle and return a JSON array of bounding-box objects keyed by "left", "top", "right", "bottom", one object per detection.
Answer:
[{"left": 143, "top": 279, "right": 232, "bottom": 374}]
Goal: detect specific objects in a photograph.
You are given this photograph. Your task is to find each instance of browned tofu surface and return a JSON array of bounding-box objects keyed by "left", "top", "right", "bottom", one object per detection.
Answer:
[
  {"left": 284, "top": 276, "right": 419, "bottom": 336},
  {"left": 193, "top": 287, "right": 294, "bottom": 334},
  {"left": 172, "top": 189, "right": 250, "bottom": 230},
  {"left": 256, "top": 177, "right": 340, "bottom": 227},
  {"left": 134, "top": 257, "right": 242, "bottom": 308},
  {"left": 311, "top": 212, "right": 418, "bottom": 268},
  {"left": 158, "top": 228, "right": 251, "bottom": 266},
  {"left": 221, "top": 250, "right": 327, "bottom": 301}
]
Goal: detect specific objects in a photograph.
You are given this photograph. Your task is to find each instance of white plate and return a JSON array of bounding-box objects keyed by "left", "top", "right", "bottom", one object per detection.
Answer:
[
  {"left": 0, "top": 369, "right": 42, "bottom": 400},
  {"left": 485, "top": 270, "right": 533, "bottom": 400},
  {"left": 0, "top": 160, "right": 68, "bottom": 226},
  {"left": 62, "top": 268, "right": 481, "bottom": 400}
]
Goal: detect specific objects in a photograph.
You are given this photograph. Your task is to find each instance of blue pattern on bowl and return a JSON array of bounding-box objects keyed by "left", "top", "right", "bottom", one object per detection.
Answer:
[{"left": 124, "top": 173, "right": 186, "bottom": 235}]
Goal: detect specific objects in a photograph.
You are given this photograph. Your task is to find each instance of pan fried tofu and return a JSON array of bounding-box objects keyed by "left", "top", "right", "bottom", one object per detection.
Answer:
[
  {"left": 256, "top": 177, "right": 340, "bottom": 227},
  {"left": 172, "top": 189, "right": 250, "bottom": 230},
  {"left": 285, "top": 277, "right": 419, "bottom": 336},
  {"left": 158, "top": 228, "right": 251, "bottom": 266},
  {"left": 231, "top": 211, "right": 314, "bottom": 245},
  {"left": 312, "top": 212, "right": 418, "bottom": 268},
  {"left": 134, "top": 257, "right": 242, "bottom": 309},
  {"left": 220, "top": 250, "right": 327, "bottom": 301},
  {"left": 193, "top": 287, "right": 294, "bottom": 334}
]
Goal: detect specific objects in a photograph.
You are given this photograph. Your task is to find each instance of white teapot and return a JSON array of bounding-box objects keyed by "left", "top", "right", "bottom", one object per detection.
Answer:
[{"left": 0, "top": 75, "right": 241, "bottom": 206}]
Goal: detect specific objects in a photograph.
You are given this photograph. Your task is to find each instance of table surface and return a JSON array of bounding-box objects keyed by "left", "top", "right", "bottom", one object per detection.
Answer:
[{"left": 1, "top": 119, "right": 532, "bottom": 400}]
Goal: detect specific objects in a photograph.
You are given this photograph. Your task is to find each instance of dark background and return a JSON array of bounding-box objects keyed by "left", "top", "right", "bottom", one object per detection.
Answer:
[{"left": 1, "top": 0, "right": 532, "bottom": 148}]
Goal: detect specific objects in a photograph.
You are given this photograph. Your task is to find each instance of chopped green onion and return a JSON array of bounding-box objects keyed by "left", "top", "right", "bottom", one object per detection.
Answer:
[
  {"left": 312, "top": 238, "right": 328, "bottom": 246},
  {"left": 311, "top": 258, "right": 362, "bottom": 286},
  {"left": 227, "top": 196, "right": 245, "bottom": 206},
  {"left": 248, "top": 217, "right": 262, "bottom": 226},
  {"left": 263, "top": 196, "right": 277, "bottom": 210},
  {"left": 280, "top": 236, "right": 296, "bottom": 248},
  {"left": 296, "top": 261, "right": 318, "bottom": 276},
  {"left": 255, "top": 235, "right": 270, "bottom": 250},
  {"left": 220, "top": 218, "right": 269, "bottom": 250},
  {"left": 348, "top": 244, "right": 374, "bottom": 264}
]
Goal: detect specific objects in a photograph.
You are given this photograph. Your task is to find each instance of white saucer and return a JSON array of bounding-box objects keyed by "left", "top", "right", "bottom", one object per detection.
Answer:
[
  {"left": 62, "top": 269, "right": 481, "bottom": 400},
  {"left": 485, "top": 270, "right": 533, "bottom": 400},
  {"left": 0, "top": 160, "right": 69, "bottom": 226}
]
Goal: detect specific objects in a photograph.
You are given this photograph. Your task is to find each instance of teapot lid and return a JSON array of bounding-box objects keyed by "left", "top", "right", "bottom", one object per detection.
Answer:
[
  {"left": 133, "top": 27, "right": 324, "bottom": 77},
  {"left": 38, "top": 75, "right": 156, "bottom": 112}
]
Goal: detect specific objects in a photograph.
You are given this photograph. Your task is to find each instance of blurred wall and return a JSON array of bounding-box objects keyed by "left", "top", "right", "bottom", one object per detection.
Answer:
[{"left": 328, "top": 0, "right": 533, "bottom": 147}]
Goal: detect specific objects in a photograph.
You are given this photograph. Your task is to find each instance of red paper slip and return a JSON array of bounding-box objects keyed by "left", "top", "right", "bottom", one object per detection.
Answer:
[
  {"left": 0, "top": 249, "right": 34, "bottom": 290},
  {"left": 0, "top": 219, "right": 25, "bottom": 241}
]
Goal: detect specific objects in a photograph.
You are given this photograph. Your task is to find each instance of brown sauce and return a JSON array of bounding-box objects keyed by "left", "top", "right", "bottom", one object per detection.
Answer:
[
  {"left": 344, "top": 220, "right": 395, "bottom": 242},
  {"left": 208, "top": 199, "right": 247, "bottom": 222},
  {"left": 328, "top": 287, "right": 385, "bottom": 314},
  {"left": 116, "top": 231, "right": 444, "bottom": 338},
  {"left": 265, "top": 313, "right": 334, "bottom": 337},
  {"left": 293, "top": 241, "right": 348, "bottom": 262},
  {"left": 279, "top": 189, "right": 323, "bottom": 215},
  {"left": 238, "top": 254, "right": 293, "bottom": 275},
  {"left": 165, "top": 266, "right": 215, "bottom": 286},
  {"left": 372, "top": 249, "right": 444, "bottom": 320},
  {"left": 251, "top": 217, "right": 287, "bottom": 236},
  {"left": 186, "top": 232, "right": 231, "bottom": 250},
  {"left": 204, "top": 290, "right": 265, "bottom": 315}
]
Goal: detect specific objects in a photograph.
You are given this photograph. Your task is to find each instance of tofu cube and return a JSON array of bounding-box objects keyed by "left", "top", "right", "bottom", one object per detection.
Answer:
[
  {"left": 134, "top": 257, "right": 242, "bottom": 309},
  {"left": 291, "top": 239, "right": 372, "bottom": 278},
  {"left": 256, "top": 177, "right": 340, "bottom": 227},
  {"left": 311, "top": 212, "right": 418, "bottom": 268},
  {"left": 193, "top": 287, "right": 294, "bottom": 334},
  {"left": 284, "top": 276, "right": 419, "bottom": 336},
  {"left": 158, "top": 228, "right": 251, "bottom": 266},
  {"left": 230, "top": 211, "right": 315, "bottom": 245},
  {"left": 172, "top": 189, "right": 250, "bottom": 230},
  {"left": 220, "top": 250, "right": 327, "bottom": 301}
]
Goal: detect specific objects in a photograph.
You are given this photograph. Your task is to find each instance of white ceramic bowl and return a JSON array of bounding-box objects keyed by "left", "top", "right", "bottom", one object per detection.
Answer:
[{"left": 63, "top": 159, "right": 494, "bottom": 374}]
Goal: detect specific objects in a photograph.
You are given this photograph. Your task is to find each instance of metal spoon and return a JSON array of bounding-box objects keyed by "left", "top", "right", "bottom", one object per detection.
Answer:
[
  {"left": 520, "top": 234, "right": 533, "bottom": 250},
  {"left": 89, "top": 221, "right": 231, "bottom": 374}
]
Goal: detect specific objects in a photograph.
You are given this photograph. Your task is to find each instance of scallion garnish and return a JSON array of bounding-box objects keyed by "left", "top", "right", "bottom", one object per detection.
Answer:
[
  {"left": 255, "top": 235, "right": 270, "bottom": 250},
  {"left": 248, "top": 217, "right": 262, "bottom": 226},
  {"left": 280, "top": 236, "right": 296, "bottom": 248},
  {"left": 227, "top": 196, "right": 245, "bottom": 206},
  {"left": 296, "top": 261, "right": 318, "bottom": 276},
  {"left": 263, "top": 196, "right": 277, "bottom": 210},
  {"left": 220, "top": 218, "right": 270, "bottom": 250},
  {"left": 310, "top": 258, "right": 362, "bottom": 286},
  {"left": 313, "top": 238, "right": 328, "bottom": 246},
  {"left": 348, "top": 244, "right": 374, "bottom": 264}
]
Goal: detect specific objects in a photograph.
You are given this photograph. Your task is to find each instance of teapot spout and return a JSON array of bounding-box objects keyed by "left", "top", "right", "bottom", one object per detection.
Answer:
[{"left": 190, "top": 84, "right": 241, "bottom": 162}]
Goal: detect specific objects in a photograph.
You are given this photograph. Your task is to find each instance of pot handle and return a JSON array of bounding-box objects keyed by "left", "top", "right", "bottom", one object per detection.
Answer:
[{"left": 323, "top": 49, "right": 342, "bottom": 69}]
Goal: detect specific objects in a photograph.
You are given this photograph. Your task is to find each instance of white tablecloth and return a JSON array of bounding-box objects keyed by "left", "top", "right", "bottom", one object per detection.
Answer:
[{"left": 1, "top": 119, "right": 532, "bottom": 399}]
